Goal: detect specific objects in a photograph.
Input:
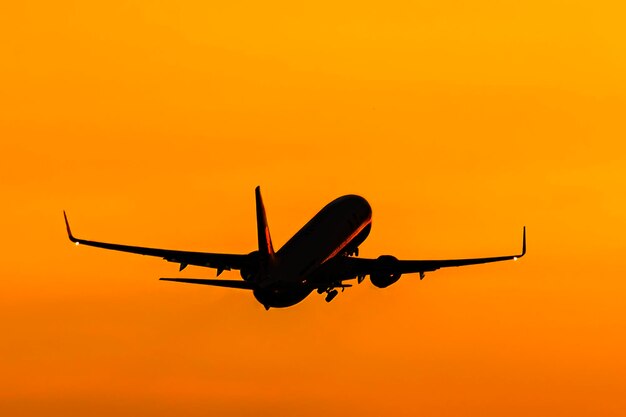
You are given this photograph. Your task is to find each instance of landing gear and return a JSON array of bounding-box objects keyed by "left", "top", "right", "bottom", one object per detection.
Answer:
[{"left": 319, "top": 282, "right": 352, "bottom": 303}]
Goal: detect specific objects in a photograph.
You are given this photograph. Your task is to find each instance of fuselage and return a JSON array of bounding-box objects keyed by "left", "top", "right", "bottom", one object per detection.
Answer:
[{"left": 253, "top": 195, "right": 372, "bottom": 308}]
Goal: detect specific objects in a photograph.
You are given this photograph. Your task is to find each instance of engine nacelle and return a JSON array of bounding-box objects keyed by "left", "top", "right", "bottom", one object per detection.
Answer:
[
  {"left": 370, "top": 255, "right": 402, "bottom": 288},
  {"left": 240, "top": 251, "right": 260, "bottom": 282}
]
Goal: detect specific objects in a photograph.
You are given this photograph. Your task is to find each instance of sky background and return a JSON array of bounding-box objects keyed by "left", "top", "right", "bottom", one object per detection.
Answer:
[{"left": 1, "top": 1, "right": 625, "bottom": 416}]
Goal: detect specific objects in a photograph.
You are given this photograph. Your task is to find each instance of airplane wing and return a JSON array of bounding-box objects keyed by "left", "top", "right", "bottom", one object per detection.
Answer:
[
  {"left": 335, "top": 227, "right": 526, "bottom": 280},
  {"left": 63, "top": 211, "right": 249, "bottom": 273}
]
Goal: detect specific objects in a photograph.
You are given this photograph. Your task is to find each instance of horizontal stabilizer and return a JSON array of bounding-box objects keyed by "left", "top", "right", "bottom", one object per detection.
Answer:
[{"left": 160, "top": 278, "right": 256, "bottom": 290}]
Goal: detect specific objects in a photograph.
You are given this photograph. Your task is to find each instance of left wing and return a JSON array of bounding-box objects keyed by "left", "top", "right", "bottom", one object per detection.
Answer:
[
  {"left": 332, "top": 227, "right": 526, "bottom": 280},
  {"left": 63, "top": 211, "right": 250, "bottom": 273}
]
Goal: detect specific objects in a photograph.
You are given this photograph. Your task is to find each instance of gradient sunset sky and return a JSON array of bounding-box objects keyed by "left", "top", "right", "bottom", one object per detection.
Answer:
[{"left": 2, "top": 1, "right": 625, "bottom": 416}]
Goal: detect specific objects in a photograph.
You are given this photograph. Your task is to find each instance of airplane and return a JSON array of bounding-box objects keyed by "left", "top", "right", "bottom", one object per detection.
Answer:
[{"left": 64, "top": 186, "right": 526, "bottom": 310}]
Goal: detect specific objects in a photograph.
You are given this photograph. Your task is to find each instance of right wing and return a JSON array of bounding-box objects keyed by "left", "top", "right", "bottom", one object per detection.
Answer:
[
  {"left": 64, "top": 211, "right": 250, "bottom": 273},
  {"left": 322, "top": 227, "right": 526, "bottom": 282}
]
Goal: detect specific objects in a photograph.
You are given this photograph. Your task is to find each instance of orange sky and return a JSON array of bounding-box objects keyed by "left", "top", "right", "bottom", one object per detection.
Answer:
[{"left": 2, "top": 1, "right": 626, "bottom": 416}]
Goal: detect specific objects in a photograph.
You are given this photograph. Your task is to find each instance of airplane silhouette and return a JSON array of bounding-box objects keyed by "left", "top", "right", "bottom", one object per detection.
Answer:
[{"left": 64, "top": 187, "right": 525, "bottom": 309}]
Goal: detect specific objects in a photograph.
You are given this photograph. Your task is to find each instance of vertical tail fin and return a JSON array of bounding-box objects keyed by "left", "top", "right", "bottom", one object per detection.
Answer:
[{"left": 255, "top": 186, "right": 275, "bottom": 263}]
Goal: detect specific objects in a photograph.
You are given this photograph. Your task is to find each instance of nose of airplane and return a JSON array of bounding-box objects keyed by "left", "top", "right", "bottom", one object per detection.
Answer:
[{"left": 345, "top": 194, "right": 372, "bottom": 220}]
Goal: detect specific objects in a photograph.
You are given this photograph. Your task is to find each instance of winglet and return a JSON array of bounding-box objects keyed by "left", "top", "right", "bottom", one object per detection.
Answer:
[
  {"left": 63, "top": 211, "right": 78, "bottom": 243},
  {"left": 520, "top": 226, "right": 526, "bottom": 257}
]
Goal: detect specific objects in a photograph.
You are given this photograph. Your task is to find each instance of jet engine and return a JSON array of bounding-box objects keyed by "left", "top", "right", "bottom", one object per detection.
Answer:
[
  {"left": 240, "top": 251, "right": 260, "bottom": 281},
  {"left": 369, "top": 255, "right": 402, "bottom": 288}
]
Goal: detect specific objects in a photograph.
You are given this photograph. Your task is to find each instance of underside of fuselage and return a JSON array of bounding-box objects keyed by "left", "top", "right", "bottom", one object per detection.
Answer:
[{"left": 253, "top": 284, "right": 314, "bottom": 309}]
